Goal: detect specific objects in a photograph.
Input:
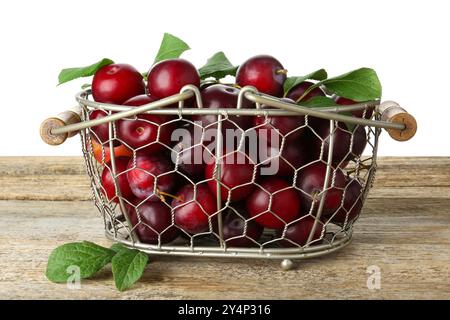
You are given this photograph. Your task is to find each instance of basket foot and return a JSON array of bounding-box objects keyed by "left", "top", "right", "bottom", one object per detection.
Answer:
[{"left": 281, "top": 259, "right": 295, "bottom": 271}]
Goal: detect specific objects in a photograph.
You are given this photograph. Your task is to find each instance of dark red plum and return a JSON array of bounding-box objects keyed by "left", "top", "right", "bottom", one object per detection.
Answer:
[
  {"left": 246, "top": 177, "right": 301, "bottom": 229},
  {"left": 220, "top": 205, "right": 263, "bottom": 247},
  {"left": 92, "top": 63, "right": 145, "bottom": 104},
  {"left": 296, "top": 162, "right": 346, "bottom": 216},
  {"left": 236, "top": 55, "right": 287, "bottom": 97},
  {"left": 101, "top": 157, "right": 133, "bottom": 203},
  {"left": 117, "top": 94, "right": 175, "bottom": 153},
  {"left": 126, "top": 154, "right": 175, "bottom": 201},
  {"left": 128, "top": 201, "right": 179, "bottom": 244},
  {"left": 147, "top": 58, "right": 200, "bottom": 99},
  {"left": 309, "top": 118, "right": 367, "bottom": 165},
  {"left": 335, "top": 96, "right": 374, "bottom": 119},
  {"left": 171, "top": 125, "right": 211, "bottom": 178},
  {"left": 253, "top": 98, "right": 305, "bottom": 147},
  {"left": 258, "top": 138, "right": 307, "bottom": 177},
  {"left": 205, "top": 152, "right": 256, "bottom": 202},
  {"left": 328, "top": 179, "right": 363, "bottom": 224},
  {"left": 172, "top": 184, "right": 217, "bottom": 234},
  {"left": 277, "top": 216, "right": 324, "bottom": 247},
  {"left": 192, "top": 84, "right": 254, "bottom": 131}
]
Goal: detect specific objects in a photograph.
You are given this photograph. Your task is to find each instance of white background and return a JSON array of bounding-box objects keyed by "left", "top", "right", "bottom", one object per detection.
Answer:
[{"left": 0, "top": 0, "right": 449, "bottom": 156}]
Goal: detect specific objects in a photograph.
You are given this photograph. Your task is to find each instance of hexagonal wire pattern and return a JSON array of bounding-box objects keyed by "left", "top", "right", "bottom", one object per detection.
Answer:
[{"left": 76, "top": 86, "right": 381, "bottom": 261}]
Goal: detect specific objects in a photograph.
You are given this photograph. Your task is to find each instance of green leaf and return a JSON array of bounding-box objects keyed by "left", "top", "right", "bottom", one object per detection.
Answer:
[
  {"left": 299, "top": 96, "right": 357, "bottom": 130},
  {"left": 154, "top": 33, "right": 190, "bottom": 64},
  {"left": 283, "top": 69, "right": 328, "bottom": 96},
  {"left": 112, "top": 248, "right": 149, "bottom": 291},
  {"left": 46, "top": 241, "right": 115, "bottom": 283},
  {"left": 198, "top": 52, "right": 238, "bottom": 80},
  {"left": 58, "top": 58, "right": 114, "bottom": 86},
  {"left": 299, "top": 96, "right": 337, "bottom": 108},
  {"left": 321, "top": 68, "right": 382, "bottom": 101},
  {"left": 110, "top": 243, "right": 128, "bottom": 253}
]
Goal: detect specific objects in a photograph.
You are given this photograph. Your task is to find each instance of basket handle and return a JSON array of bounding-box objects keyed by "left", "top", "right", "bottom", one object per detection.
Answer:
[
  {"left": 39, "top": 87, "right": 418, "bottom": 145},
  {"left": 244, "top": 91, "right": 417, "bottom": 142},
  {"left": 377, "top": 101, "right": 417, "bottom": 141},
  {"left": 40, "top": 106, "right": 82, "bottom": 145}
]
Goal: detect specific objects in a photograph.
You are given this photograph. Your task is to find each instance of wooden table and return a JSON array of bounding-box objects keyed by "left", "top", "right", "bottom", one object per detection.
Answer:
[{"left": 0, "top": 157, "right": 449, "bottom": 299}]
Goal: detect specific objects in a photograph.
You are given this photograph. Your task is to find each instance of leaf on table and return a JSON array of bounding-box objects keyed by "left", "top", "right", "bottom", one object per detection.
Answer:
[
  {"left": 46, "top": 241, "right": 115, "bottom": 283},
  {"left": 111, "top": 247, "right": 149, "bottom": 291},
  {"left": 110, "top": 243, "right": 128, "bottom": 253}
]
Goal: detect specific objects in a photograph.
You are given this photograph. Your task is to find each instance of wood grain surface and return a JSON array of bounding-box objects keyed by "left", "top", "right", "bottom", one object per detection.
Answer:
[{"left": 0, "top": 156, "right": 449, "bottom": 299}]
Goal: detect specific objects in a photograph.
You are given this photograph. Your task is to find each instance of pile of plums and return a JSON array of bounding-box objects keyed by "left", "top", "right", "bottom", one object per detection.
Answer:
[{"left": 90, "top": 55, "right": 369, "bottom": 249}]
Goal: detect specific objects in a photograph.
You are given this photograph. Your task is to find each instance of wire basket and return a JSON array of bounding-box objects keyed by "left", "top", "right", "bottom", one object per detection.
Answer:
[{"left": 40, "top": 85, "right": 417, "bottom": 269}]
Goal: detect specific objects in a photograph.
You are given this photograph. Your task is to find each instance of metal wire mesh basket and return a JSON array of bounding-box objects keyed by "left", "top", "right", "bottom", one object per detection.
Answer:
[{"left": 40, "top": 85, "right": 417, "bottom": 269}]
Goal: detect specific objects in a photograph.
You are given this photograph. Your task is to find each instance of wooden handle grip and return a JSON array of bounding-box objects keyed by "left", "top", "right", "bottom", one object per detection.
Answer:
[
  {"left": 378, "top": 101, "right": 417, "bottom": 141},
  {"left": 40, "top": 106, "right": 82, "bottom": 146}
]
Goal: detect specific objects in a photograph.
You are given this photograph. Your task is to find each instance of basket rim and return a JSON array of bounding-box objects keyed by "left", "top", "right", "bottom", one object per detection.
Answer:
[
  {"left": 76, "top": 89, "right": 380, "bottom": 117},
  {"left": 105, "top": 227, "right": 353, "bottom": 260}
]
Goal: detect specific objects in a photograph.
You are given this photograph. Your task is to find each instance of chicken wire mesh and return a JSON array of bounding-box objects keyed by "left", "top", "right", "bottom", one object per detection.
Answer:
[{"left": 77, "top": 86, "right": 380, "bottom": 262}]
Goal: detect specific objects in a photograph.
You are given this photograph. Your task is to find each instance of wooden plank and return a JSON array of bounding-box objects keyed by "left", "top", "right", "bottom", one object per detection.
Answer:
[
  {"left": 0, "top": 156, "right": 86, "bottom": 176},
  {"left": 0, "top": 157, "right": 449, "bottom": 299},
  {"left": 0, "top": 157, "right": 92, "bottom": 201},
  {"left": 0, "top": 175, "right": 91, "bottom": 201},
  {"left": 3, "top": 177, "right": 446, "bottom": 201},
  {"left": 2, "top": 156, "right": 449, "bottom": 178},
  {"left": 0, "top": 157, "right": 449, "bottom": 201},
  {"left": 369, "top": 187, "right": 450, "bottom": 199},
  {"left": 0, "top": 198, "right": 449, "bottom": 299}
]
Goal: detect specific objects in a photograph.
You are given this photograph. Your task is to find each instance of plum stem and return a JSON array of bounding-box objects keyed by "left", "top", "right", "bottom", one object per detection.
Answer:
[
  {"left": 136, "top": 127, "right": 145, "bottom": 134},
  {"left": 158, "top": 189, "right": 182, "bottom": 202}
]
